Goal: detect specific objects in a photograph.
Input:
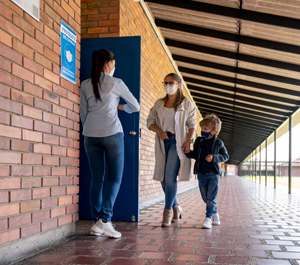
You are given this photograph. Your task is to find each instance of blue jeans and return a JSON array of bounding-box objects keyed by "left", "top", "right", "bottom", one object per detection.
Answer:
[
  {"left": 198, "top": 172, "right": 219, "bottom": 219},
  {"left": 84, "top": 133, "right": 124, "bottom": 223},
  {"left": 161, "top": 133, "right": 180, "bottom": 210}
]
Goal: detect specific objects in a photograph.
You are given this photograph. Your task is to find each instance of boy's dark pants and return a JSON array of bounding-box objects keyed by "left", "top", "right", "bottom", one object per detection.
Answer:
[{"left": 197, "top": 172, "right": 219, "bottom": 219}]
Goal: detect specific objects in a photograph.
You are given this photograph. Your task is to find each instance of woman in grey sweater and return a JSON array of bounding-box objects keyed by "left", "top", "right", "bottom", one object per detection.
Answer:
[{"left": 80, "top": 49, "right": 140, "bottom": 238}]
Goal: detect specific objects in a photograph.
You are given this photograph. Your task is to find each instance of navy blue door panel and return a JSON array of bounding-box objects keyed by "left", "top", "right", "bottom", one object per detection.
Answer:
[{"left": 79, "top": 36, "right": 141, "bottom": 222}]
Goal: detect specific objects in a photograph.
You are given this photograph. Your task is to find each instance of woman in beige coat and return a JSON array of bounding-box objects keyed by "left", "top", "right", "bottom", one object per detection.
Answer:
[{"left": 146, "top": 73, "right": 197, "bottom": 226}]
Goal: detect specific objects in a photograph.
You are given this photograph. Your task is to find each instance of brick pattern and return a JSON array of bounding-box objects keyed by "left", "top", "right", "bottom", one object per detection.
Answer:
[
  {"left": 0, "top": 0, "right": 80, "bottom": 245},
  {"left": 119, "top": 0, "right": 201, "bottom": 202},
  {"left": 81, "top": 0, "right": 120, "bottom": 39}
]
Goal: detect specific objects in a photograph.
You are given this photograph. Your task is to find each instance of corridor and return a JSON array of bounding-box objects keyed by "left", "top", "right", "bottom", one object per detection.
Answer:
[{"left": 17, "top": 176, "right": 300, "bottom": 265}]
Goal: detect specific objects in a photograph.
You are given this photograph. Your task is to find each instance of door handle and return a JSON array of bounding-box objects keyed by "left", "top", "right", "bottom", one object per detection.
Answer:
[{"left": 129, "top": 131, "right": 137, "bottom": 136}]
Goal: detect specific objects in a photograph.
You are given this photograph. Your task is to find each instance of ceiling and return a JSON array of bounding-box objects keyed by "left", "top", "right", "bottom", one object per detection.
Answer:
[{"left": 145, "top": 0, "right": 300, "bottom": 165}]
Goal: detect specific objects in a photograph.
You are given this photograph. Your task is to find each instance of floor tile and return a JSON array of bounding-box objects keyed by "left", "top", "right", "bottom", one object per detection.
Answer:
[
  {"left": 139, "top": 252, "right": 172, "bottom": 259},
  {"left": 30, "top": 255, "right": 70, "bottom": 262},
  {"left": 256, "top": 258, "right": 291, "bottom": 265},
  {"left": 176, "top": 254, "right": 209, "bottom": 262},
  {"left": 215, "top": 256, "right": 249, "bottom": 264},
  {"left": 102, "top": 250, "right": 136, "bottom": 258},
  {"left": 107, "top": 258, "right": 146, "bottom": 265},
  {"left": 67, "top": 257, "right": 107, "bottom": 264}
]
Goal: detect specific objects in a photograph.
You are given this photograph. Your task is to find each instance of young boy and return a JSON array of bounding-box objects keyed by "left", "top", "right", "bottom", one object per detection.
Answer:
[{"left": 185, "top": 114, "right": 229, "bottom": 229}]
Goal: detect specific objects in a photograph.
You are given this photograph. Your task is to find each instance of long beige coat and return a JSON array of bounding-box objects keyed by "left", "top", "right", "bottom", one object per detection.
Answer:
[{"left": 146, "top": 98, "right": 197, "bottom": 182}]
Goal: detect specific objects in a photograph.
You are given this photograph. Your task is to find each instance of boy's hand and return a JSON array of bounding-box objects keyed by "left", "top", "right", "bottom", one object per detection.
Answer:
[
  {"left": 182, "top": 140, "right": 190, "bottom": 153},
  {"left": 205, "top": 154, "right": 213, "bottom": 162}
]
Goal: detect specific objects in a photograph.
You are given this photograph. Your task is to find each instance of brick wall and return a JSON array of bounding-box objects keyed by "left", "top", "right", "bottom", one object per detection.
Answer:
[{"left": 0, "top": 0, "right": 80, "bottom": 247}]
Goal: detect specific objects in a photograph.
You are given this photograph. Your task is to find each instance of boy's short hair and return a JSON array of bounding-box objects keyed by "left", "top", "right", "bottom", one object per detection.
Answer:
[{"left": 200, "top": 114, "right": 222, "bottom": 135}]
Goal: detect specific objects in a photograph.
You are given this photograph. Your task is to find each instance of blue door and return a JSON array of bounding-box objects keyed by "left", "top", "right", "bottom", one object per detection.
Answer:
[{"left": 79, "top": 36, "right": 141, "bottom": 222}]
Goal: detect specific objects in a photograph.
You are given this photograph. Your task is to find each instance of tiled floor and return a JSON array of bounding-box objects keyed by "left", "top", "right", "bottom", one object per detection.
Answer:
[{"left": 17, "top": 176, "right": 300, "bottom": 265}]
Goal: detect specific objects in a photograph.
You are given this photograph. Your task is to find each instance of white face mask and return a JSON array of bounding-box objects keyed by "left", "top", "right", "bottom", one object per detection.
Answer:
[
  {"left": 109, "top": 66, "right": 115, "bottom": 77},
  {"left": 164, "top": 84, "right": 177, "bottom": 95}
]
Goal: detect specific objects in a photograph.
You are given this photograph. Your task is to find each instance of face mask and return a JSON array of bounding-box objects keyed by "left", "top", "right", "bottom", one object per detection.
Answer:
[
  {"left": 163, "top": 84, "right": 177, "bottom": 95},
  {"left": 201, "top": 131, "right": 212, "bottom": 138},
  {"left": 109, "top": 67, "right": 115, "bottom": 77}
]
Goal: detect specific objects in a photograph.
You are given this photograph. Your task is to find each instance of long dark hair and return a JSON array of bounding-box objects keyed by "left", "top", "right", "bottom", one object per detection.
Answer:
[
  {"left": 162, "top": 73, "right": 185, "bottom": 111},
  {"left": 90, "top": 49, "right": 115, "bottom": 101}
]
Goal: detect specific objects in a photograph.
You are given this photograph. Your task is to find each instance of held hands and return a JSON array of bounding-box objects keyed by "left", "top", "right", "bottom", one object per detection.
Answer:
[
  {"left": 206, "top": 154, "right": 213, "bottom": 162},
  {"left": 182, "top": 140, "right": 191, "bottom": 153}
]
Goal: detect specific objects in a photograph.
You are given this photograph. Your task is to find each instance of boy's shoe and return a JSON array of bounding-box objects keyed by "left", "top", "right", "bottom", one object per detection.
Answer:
[
  {"left": 202, "top": 217, "right": 212, "bottom": 229},
  {"left": 90, "top": 219, "right": 121, "bottom": 238},
  {"left": 212, "top": 213, "right": 221, "bottom": 225}
]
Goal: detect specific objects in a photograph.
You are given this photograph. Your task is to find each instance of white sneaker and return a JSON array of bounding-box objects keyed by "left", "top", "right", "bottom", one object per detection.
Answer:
[
  {"left": 212, "top": 213, "right": 221, "bottom": 225},
  {"left": 90, "top": 219, "right": 121, "bottom": 238},
  {"left": 202, "top": 217, "right": 212, "bottom": 229}
]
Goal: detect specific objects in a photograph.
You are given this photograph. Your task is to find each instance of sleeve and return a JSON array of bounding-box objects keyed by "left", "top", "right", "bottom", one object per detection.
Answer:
[
  {"left": 146, "top": 100, "right": 159, "bottom": 129},
  {"left": 80, "top": 86, "right": 88, "bottom": 126},
  {"left": 212, "top": 141, "right": 229, "bottom": 163},
  {"left": 185, "top": 99, "right": 197, "bottom": 130},
  {"left": 185, "top": 138, "right": 199, "bottom": 159},
  {"left": 116, "top": 80, "right": 140, "bottom": 114}
]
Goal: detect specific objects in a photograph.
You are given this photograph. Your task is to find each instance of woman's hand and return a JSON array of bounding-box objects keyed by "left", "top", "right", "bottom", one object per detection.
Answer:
[
  {"left": 182, "top": 140, "right": 191, "bottom": 153},
  {"left": 205, "top": 154, "right": 213, "bottom": 162},
  {"left": 117, "top": 104, "right": 124, "bottom": 111},
  {"left": 158, "top": 129, "right": 169, "bottom": 140}
]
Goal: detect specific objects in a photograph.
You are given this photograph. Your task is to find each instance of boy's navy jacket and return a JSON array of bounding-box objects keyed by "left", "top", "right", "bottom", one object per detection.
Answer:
[{"left": 185, "top": 135, "right": 229, "bottom": 174}]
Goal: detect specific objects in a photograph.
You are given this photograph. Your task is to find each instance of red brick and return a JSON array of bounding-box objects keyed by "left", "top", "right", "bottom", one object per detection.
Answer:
[
  {"left": 33, "top": 120, "right": 52, "bottom": 133},
  {"left": 41, "top": 218, "right": 57, "bottom": 231},
  {"left": 11, "top": 115, "right": 33, "bottom": 130},
  {"left": 58, "top": 215, "right": 72, "bottom": 226},
  {"left": 11, "top": 89, "right": 33, "bottom": 106},
  {"left": 0, "top": 229, "right": 20, "bottom": 245},
  {"left": 69, "top": 0, "right": 80, "bottom": 16},
  {"left": 0, "top": 124, "right": 21, "bottom": 139},
  {"left": 53, "top": 84, "right": 68, "bottom": 98},
  {"left": 0, "top": 112, "right": 10, "bottom": 125},
  {"left": 12, "top": 13, "right": 34, "bottom": 37},
  {"left": 51, "top": 186, "right": 66, "bottom": 197},
  {"left": 52, "top": 63, "right": 60, "bottom": 75},
  {"left": 40, "top": 10, "right": 53, "bottom": 27},
  {"left": 61, "top": 78, "right": 74, "bottom": 91},
  {"left": 60, "top": 98, "right": 73, "bottom": 110},
  {"left": 43, "top": 112, "right": 59, "bottom": 125},
  {"left": 82, "top": 9, "right": 98, "bottom": 15},
  {"left": 32, "top": 187, "right": 50, "bottom": 199},
  {"left": 67, "top": 110, "right": 79, "bottom": 122},
  {"left": 52, "top": 125, "right": 67, "bottom": 137},
  {"left": 87, "top": 27, "right": 108, "bottom": 34},
  {"left": 41, "top": 198, "right": 57, "bottom": 209},
  {"left": 44, "top": 4, "right": 60, "bottom": 24},
  {"left": 58, "top": 195, "right": 72, "bottom": 206},
  {"left": 0, "top": 70, "right": 22, "bottom": 90},
  {"left": 22, "top": 177, "right": 41, "bottom": 188},
  {"left": 11, "top": 165, "right": 32, "bottom": 176},
  {"left": 0, "top": 2, "right": 13, "bottom": 21},
  {"left": 67, "top": 91, "right": 80, "bottom": 103},
  {"left": 21, "top": 223, "right": 40, "bottom": 238},
  {"left": 0, "top": 191, "right": 9, "bottom": 203},
  {"left": 67, "top": 185, "right": 79, "bottom": 195},
  {"left": 32, "top": 209, "right": 50, "bottom": 222},
  {"left": 0, "top": 16, "right": 23, "bottom": 41},
  {"left": 35, "top": 75, "right": 52, "bottom": 91},
  {"left": 34, "top": 98, "right": 52, "bottom": 112},
  {"left": 24, "top": 34, "right": 43, "bottom": 54},
  {"left": 109, "top": 13, "right": 119, "bottom": 20},
  {"left": 0, "top": 83, "right": 10, "bottom": 98},
  {"left": 23, "top": 12, "right": 43, "bottom": 32},
  {"left": 51, "top": 167, "right": 66, "bottom": 176},
  {"left": 0, "top": 139, "right": 9, "bottom": 153},
  {"left": 22, "top": 154, "right": 42, "bottom": 165},
  {"left": 44, "top": 69, "right": 60, "bottom": 84},
  {"left": 9, "top": 214, "right": 31, "bottom": 229},
  {"left": 67, "top": 130, "right": 80, "bottom": 140},
  {"left": 23, "top": 130, "right": 43, "bottom": 142},
  {"left": 0, "top": 54, "right": 12, "bottom": 72},
  {"left": 34, "top": 52, "right": 52, "bottom": 70},
  {"left": 43, "top": 134, "right": 59, "bottom": 145},
  {"left": 43, "top": 156, "right": 59, "bottom": 166},
  {"left": 0, "top": 151, "right": 21, "bottom": 164},
  {"left": 60, "top": 117, "right": 73, "bottom": 129},
  {"left": 13, "top": 40, "right": 34, "bottom": 60},
  {"left": 60, "top": 137, "right": 73, "bottom": 147},
  {"left": 23, "top": 82, "right": 43, "bottom": 98},
  {"left": 61, "top": 0, "right": 74, "bottom": 17},
  {"left": 53, "top": 42, "right": 60, "bottom": 56},
  {"left": 0, "top": 42, "right": 22, "bottom": 65},
  {"left": 72, "top": 213, "right": 79, "bottom": 222},
  {"left": 42, "top": 177, "right": 59, "bottom": 186},
  {"left": 23, "top": 57, "right": 43, "bottom": 76},
  {"left": 21, "top": 200, "right": 40, "bottom": 213},
  {"left": 0, "top": 203, "right": 19, "bottom": 218},
  {"left": 67, "top": 149, "right": 79, "bottom": 158},
  {"left": 23, "top": 105, "right": 43, "bottom": 120},
  {"left": 33, "top": 144, "right": 51, "bottom": 154},
  {"left": 51, "top": 206, "right": 65, "bottom": 218},
  {"left": 60, "top": 176, "right": 73, "bottom": 185},
  {"left": 52, "top": 146, "right": 67, "bottom": 156},
  {"left": 72, "top": 195, "right": 79, "bottom": 204},
  {"left": 82, "top": 21, "right": 97, "bottom": 28},
  {"left": 66, "top": 204, "right": 78, "bottom": 214},
  {"left": 53, "top": 105, "right": 67, "bottom": 117},
  {"left": 33, "top": 167, "right": 51, "bottom": 176},
  {"left": 98, "top": 20, "right": 119, "bottom": 27},
  {"left": 11, "top": 140, "right": 32, "bottom": 152},
  {"left": 0, "top": 218, "right": 8, "bottom": 232},
  {"left": 68, "top": 168, "right": 79, "bottom": 176},
  {"left": 44, "top": 47, "right": 60, "bottom": 65}
]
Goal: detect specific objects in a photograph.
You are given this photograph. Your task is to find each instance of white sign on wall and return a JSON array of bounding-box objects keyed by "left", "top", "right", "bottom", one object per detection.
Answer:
[{"left": 10, "top": 0, "right": 39, "bottom": 21}]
